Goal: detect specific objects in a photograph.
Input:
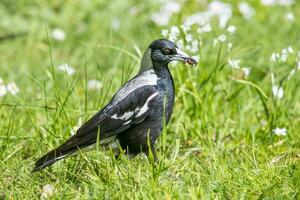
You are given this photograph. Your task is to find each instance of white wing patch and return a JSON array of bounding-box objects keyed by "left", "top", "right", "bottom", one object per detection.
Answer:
[
  {"left": 111, "top": 110, "right": 134, "bottom": 120},
  {"left": 111, "top": 91, "right": 159, "bottom": 121},
  {"left": 122, "top": 120, "right": 132, "bottom": 125},
  {"left": 136, "top": 92, "right": 159, "bottom": 118},
  {"left": 110, "top": 70, "right": 158, "bottom": 107}
]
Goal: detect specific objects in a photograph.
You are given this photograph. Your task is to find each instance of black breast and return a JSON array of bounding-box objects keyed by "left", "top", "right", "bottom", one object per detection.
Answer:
[{"left": 156, "top": 67, "right": 175, "bottom": 123}]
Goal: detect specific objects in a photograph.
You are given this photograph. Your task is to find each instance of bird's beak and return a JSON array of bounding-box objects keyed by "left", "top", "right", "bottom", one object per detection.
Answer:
[{"left": 169, "top": 48, "right": 198, "bottom": 66}]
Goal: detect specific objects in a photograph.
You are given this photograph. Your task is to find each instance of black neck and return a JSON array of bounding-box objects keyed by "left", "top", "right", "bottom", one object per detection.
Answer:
[{"left": 152, "top": 62, "right": 171, "bottom": 78}]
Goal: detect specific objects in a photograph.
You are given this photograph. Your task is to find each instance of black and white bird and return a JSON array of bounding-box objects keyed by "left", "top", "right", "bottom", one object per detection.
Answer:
[{"left": 33, "top": 39, "right": 197, "bottom": 172}]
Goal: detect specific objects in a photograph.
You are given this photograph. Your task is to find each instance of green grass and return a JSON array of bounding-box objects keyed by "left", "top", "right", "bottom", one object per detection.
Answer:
[{"left": 1, "top": 0, "right": 300, "bottom": 199}]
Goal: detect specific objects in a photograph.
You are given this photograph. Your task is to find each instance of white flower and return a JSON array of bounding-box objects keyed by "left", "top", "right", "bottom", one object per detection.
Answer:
[
  {"left": 218, "top": 34, "right": 227, "bottom": 42},
  {"left": 180, "top": 24, "right": 190, "bottom": 33},
  {"left": 270, "top": 47, "right": 292, "bottom": 63},
  {"left": 281, "top": 51, "right": 288, "bottom": 62},
  {"left": 151, "top": 2, "right": 181, "bottom": 26},
  {"left": 41, "top": 184, "right": 55, "bottom": 199},
  {"left": 168, "top": 26, "right": 180, "bottom": 41},
  {"left": 261, "top": 0, "right": 294, "bottom": 6},
  {"left": 238, "top": 2, "right": 255, "bottom": 20},
  {"left": 280, "top": 48, "right": 291, "bottom": 62},
  {"left": 197, "top": 24, "right": 212, "bottom": 33},
  {"left": 286, "top": 12, "right": 295, "bottom": 22},
  {"left": 0, "top": 85, "right": 7, "bottom": 97},
  {"left": 228, "top": 59, "right": 240, "bottom": 69},
  {"left": 184, "top": 13, "right": 211, "bottom": 28},
  {"left": 213, "top": 34, "right": 227, "bottom": 46},
  {"left": 151, "top": 12, "right": 170, "bottom": 26},
  {"left": 58, "top": 64, "right": 75, "bottom": 76},
  {"left": 165, "top": 1, "right": 181, "bottom": 13},
  {"left": 52, "top": 28, "right": 66, "bottom": 41},
  {"left": 170, "top": 26, "right": 180, "bottom": 35},
  {"left": 278, "top": 0, "right": 294, "bottom": 6},
  {"left": 241, "top": 67, "right": 251, "bottom": 77},
  {"left": 185, "top": 34, "right": 193, "bottom": 42},
  {"left": 88, "top": 79, "right": 103, "bottom": 90},
  {"left": 184, "top": 1, "right": 232, "bottom": 29},
  {"left": 272, "top": 85, "right": 284, "bottom": 99},
  {"left": 272, "top": 127, "right": 287, "bottom": 136},
  {"left": 186, "top": 40, "right": 199, "bottom": 53},
  {"left": 287, "top": 46, "right": 294, "bottom": 54},
  {"left": 261, "top": 0, "right": 276, "bottom": 5},
  {"left": 270, "top": 53, "right": 276, "bottom": 62},
  {"left": 177, "top": 39, "right": 184, "bottom": 49},
  {"left": 270, "top": 53, "right": 280, "bottom": 62},
  {"left": 161, "top": 29, "right": 169, "bottom": 37},
  {"left": 202, "top": 23, "right": 212, "bottom": 32},
  {"left": 208, "top": 1, "right": 232, "bottom": 28},
  {"left": 111, "top": 18, "right": 120, "bottom": 30},
  {"left": 190, "top": 40, "right": 199, "bottom": 53},
  {"left": 0, "top": 79, "right": 20, "bottom": 96},
  {"left": 227, "top": 25, "right": 236, "bottom": 34},
  {"left": 297, "top": 61, "right": 300, "bottom": 70},
  {"left": 6, "top": 82, "right": 19, "bottom": 95}
]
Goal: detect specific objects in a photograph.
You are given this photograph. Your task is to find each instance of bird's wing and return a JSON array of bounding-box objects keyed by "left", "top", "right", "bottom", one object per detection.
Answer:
[
  {"left": 76, "top": 84, "right": 159, "bottom": 140},
  {"left": 51, "top": 84, "right": 158, "bottom": 156},
  {"left": 33, "top": 73, "right": 160, "bottom": 172},
  {"left": 75, "top": 69, "right": 159, "bottom": 141}
]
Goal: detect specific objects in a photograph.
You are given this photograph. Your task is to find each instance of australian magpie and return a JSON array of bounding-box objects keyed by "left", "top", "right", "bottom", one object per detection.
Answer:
[{"left": 33, "top": 39, "right": 197, "bottom": 172}]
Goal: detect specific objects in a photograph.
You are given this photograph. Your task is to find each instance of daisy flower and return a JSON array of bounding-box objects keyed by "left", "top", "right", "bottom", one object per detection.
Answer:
[
  {"left": 52, "top": 28, "right": 66, "bottom": 41},
  {"left": 272, "top": 127, "right": 287, "bottom": 136},
  {"left": 58, "top": 64, "right": 75, "bottom": 76}
]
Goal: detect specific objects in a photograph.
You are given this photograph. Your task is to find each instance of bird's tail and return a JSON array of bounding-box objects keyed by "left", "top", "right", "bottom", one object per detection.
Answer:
[
  {"left": 32, "top": 148, "right": 72, "bottom": 172},
  {"left": 32, "top": 134, "right": 96, "bottom": 172}
]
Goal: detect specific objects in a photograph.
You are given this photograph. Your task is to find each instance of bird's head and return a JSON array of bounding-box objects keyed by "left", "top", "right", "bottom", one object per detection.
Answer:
[{"left": 140, "top": 39, "right": 197, "bottom": 73}]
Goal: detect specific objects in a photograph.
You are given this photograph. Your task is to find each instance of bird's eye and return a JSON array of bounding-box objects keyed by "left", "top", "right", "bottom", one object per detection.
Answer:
[{"left": 162, "top": 49, "right": 172, "bottom": 55}]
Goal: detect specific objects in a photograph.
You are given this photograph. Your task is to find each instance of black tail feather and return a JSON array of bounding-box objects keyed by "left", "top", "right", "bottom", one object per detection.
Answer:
[
  {"left": 32, "top": 148, "right": 75, "bottom": 172},
  {"left": 32, "top": 133, "right": 97, "bottom": 172}
]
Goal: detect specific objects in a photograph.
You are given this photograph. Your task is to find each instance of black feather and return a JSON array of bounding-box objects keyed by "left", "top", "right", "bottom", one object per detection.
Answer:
[
  {"left": 33, "top": 39, "right": 183, "bottom": 172},
  {"left": 33, "top": 133, "right": 96, "bottom": 172},
  {"left": 33, "top": 85, "right": 159, "bottom": 172}
]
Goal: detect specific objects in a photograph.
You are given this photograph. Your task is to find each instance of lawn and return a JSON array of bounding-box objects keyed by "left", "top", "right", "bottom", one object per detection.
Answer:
[{"left": 1, "top": 0, "right": 300, "bottom": 199}]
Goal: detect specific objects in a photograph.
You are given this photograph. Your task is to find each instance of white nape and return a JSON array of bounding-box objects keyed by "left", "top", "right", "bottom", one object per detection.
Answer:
[{"left": 110, "top": 70, "right": 158, "bottom": 107}]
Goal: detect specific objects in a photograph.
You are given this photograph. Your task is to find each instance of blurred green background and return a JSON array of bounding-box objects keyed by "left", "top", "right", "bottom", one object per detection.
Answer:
[{"left": 1, "top": 0, "right": 300, "bottom": 199}]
